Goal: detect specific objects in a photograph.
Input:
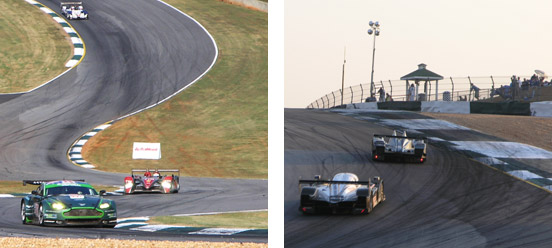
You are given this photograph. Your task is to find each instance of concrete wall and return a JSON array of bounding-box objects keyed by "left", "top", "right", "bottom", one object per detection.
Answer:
[
  {"left": 421, "top": 101, "right": 470, "bottom": 114},
  {"left": 530, "top": 101, "right": 552, "bottom": 117},
  {"left": 346, "top": 100, "right": 552, "bottom": 117}
]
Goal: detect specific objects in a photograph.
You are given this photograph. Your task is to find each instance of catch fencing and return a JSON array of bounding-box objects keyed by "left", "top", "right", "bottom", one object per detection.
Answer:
[{"left": 307, "top": 76, "right": 530, "bottom": 109}]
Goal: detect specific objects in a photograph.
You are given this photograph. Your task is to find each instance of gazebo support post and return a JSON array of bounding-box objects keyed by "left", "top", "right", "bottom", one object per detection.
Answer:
[{"left": 435, "top": 80, "right": 439, "bottom": 101}]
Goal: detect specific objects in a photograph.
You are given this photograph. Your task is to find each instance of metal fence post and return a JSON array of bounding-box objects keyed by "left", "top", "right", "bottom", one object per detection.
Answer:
[
  {"left": 360, "top": 84, "right": 364, "bottom": 102},
  {"left": 388, "top": 80, "right": 392, "bottom": 97},
  {"left": 331, "top": 92, "right": 336, "bottom": 107},
  {"left": 450, "top": 77, "right": 454, "bottom": 101},
  {"left": 468, "top": 76, "right": 472, "bottom": 102},
  {"left": 325, "top": 94, "right": 330, "bottom": 108},
  {"left": 349, "top": 86, "right": 354, "bottom": 103}
]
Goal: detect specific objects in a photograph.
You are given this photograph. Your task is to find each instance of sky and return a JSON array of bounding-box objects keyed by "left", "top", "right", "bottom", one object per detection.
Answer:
[{"left": 284, "top": 0, "right": 552, "bottom": 108}]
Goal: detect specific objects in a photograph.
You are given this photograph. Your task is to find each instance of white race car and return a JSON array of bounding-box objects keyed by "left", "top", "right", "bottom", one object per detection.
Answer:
[
  {"left": 61, "top": 2, "right": 88, "bottom": 20},
  {"left": 372, "top": 130, "right": 427, "bottom": 163},
  {"left": 299, "top": 173, "right": 385, "bottom": 215}
]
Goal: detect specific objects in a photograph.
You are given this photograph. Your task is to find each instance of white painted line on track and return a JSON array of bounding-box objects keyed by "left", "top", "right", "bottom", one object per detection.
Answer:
[
  {"left": 189, "top": 228, "right": 250, "bottom": 236},
  {"left": 130, "top": 224, "right": 176, "bottom": 232},
  {"left": 173, "top": 209, "right": 268, "bottom": 217},
  {"left": 114, "top": 222, "right": 148, "bottom": 228},
  {"left": 0, "top": 194, "right": 14, "bottom": 198},
  {"left": 451, "top": 141, "right": 552, "bottom": 159}
]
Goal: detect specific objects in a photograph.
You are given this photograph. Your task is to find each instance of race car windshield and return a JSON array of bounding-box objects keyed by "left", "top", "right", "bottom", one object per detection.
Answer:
[{"left": 46, "top": 186, "right": 98, "bottom": 196}]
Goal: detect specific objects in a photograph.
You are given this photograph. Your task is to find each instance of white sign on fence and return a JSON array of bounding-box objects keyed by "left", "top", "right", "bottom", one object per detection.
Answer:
[{"left": 132, "top": 142, "right": 161, "bottom": 159}]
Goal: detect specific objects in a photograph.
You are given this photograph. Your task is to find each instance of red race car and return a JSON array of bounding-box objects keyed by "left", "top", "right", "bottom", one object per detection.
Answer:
[{"left": 124, "top": 169, "right": 180, "bottom": 194}]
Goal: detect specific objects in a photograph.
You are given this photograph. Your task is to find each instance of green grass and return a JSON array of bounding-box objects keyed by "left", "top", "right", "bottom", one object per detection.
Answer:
[
  {"left": 82, "top": 0, "right": 267, "bottom": 179},
  {"left": 149, "top": 211, "right": 268, "bottom": 229},
  {"left": 0, "top": 0, "right": 72, "bottom": 93},
  {"left": 0, "top": 181, "right": 120, "bottom": 194}
]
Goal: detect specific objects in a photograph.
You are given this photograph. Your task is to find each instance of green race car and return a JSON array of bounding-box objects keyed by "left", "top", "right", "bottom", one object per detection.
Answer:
[{"left": 20, "top": 180, "right": 117, "bottom": 227}]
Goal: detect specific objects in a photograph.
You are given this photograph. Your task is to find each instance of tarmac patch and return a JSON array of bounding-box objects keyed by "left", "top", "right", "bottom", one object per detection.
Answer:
[{"left": 380, "top": 119, "right": 470, "bottom": 130}]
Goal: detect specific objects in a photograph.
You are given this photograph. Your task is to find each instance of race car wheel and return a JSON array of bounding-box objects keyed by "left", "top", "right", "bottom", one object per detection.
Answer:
[
  {"left": 20, "top": 202, "right": 27, "bottom": 224},
  {"left": 380, "top": 183, "right": 386, "bottom": 202},
  {"left": 38, "top": 205, "right": 45, "bottom": 226},
  {"left": 367, "top": 197, "right": 373, "bottom": 214}
]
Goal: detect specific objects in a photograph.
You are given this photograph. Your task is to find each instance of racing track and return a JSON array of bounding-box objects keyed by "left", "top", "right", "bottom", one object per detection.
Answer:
[
  {"left": 285, "top": 109, "right": 552, "bottom": 247},
  {"left": 0, "top": 0, "right": 266, "bottom": 242}
]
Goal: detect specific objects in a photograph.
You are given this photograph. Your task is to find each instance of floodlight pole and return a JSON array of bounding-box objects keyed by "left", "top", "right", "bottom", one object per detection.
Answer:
[
  {"left": 368, "top": 21, "right": 380, "bottom": 99},
  {"left": 341, "top": 47, "right": 346, "bottom": 106}
]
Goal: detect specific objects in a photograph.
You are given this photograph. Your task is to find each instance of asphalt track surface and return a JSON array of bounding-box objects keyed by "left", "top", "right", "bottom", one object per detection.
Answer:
[
  {"left": 285, "top": 109, "right": 552, "bottom": 247},
  {"left": 0, "top": 0, "right": 267, "bottom": 242}
]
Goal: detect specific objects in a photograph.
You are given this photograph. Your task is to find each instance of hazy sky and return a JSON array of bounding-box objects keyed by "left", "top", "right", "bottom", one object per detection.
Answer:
[{"left": 284, "top": 0, "right": 552, "bottom": 108}]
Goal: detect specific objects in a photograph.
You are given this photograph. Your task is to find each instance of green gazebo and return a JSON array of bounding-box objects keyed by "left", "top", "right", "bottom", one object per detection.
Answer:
[{"left": 400, "top": 63, "right": 444, "bottom": 101}]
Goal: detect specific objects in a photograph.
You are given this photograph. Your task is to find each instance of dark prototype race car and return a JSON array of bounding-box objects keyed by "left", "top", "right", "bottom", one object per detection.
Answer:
[
  {"left": 299, "top": 173, "right": 385, "bottom": 215},
  {"left": 124, "top": 169, "right": 180, "bottom": 194},
  {"left": 372, "top": 129, "right": 427, "bottom": 163},
  {"left": 21, "top": 180, "right": 117, "bottom": 227}
]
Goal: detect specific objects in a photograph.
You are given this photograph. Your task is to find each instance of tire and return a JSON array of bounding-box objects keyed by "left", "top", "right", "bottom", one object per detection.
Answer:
[
  {"left": 38, "top": 205, "right": 44, "bottom": 226},
  {"left": 367, "top": 197, "right": 373, "bottom": 214},
  {"left": 20, "top": 202, "right": 27, "bottom": 224},
  {"left": 380, "top": 183, "right": 386, "bottom": 202}
]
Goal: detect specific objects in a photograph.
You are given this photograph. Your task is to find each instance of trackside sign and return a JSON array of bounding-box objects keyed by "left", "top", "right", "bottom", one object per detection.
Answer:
[{"left": 132, "top": 142, "right": 161, "bottom": 159}]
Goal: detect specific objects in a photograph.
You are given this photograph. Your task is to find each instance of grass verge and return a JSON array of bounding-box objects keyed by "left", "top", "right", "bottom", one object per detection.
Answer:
[
  {"left": 82, "top": 0, "right": 267, "bottom": 179},
  {"left": 148, "top": 211, "right": 268, "bottom": 229},
  {"left": 0, "top": 0, "right": 72, "bottom": 93},
  {"left": 0, "top": 181, "right": 119, "bottom": 194}
]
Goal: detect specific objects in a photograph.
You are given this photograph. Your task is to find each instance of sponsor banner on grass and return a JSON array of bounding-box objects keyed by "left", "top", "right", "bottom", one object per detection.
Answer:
[{"left": 133, "top": 142, "right": 161, "bottom": 159}]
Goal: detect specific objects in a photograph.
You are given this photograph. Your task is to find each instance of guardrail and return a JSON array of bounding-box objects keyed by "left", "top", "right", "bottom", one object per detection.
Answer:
[{"left": 307, "top": 75, "right": 534, "bottom": 109}]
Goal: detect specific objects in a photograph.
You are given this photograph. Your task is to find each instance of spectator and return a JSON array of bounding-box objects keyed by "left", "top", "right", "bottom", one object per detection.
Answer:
[
  {"left": 378, "top": 87, "right": 385, "bottom": 102},
  {"left": 385, "top": 93, "right": 393, "bottom": 102},
  {"left": 408, "top": 84, "right": 416, "bottom": 101},
  {"left": 470, "top": 83, "right": 480, "bottom": 100}
]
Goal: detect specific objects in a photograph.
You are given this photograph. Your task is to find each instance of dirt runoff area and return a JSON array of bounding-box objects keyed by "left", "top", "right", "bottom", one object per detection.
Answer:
[
  {"left": 421, "top": 113, "right": 552, "bottom": 151},
  {"left": 0, "top": 237, "right": 267, "bottom": 248}
]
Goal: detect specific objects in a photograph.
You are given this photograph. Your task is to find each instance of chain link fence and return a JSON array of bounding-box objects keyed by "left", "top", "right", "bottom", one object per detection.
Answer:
[{"left": 306, "top": 76, "right": 541, "bottom": 109}]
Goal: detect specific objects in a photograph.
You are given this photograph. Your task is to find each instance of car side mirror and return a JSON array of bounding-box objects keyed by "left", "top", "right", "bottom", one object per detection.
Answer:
[
  {"left": 99, "top": 190, "right": 106, "bottom": 196},
  {"left": 31, "top": 190, "right": 38, "bottom": 195}
]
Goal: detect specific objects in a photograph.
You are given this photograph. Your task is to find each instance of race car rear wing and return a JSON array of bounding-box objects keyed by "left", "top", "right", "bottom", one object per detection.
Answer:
[
  {"left": 61, "top": 1, "right": 83, "bottom": 5},
  {"left": 299, "top": 180, "right": 371, "bottom": 185},
  {"left": 373, "top": 134, "right": 428, "bottom": 142},
  {"left": 131, "top": 169, "right": 180, "bottom": 176},
  {"left": 23, "top": 179, "right": 85, "bottom": 186}
]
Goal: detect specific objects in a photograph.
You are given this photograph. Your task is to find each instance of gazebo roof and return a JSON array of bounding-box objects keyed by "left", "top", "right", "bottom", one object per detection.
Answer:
[{"left": 400, "top": 63, "right": 443, "bottom": 81}]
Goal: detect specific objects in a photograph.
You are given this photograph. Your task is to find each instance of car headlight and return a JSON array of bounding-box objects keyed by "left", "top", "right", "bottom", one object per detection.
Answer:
[
  {"left": 161, "top": 180, "right": 171, "bottom": 188},
  {"left": 52, "top": 202, "right": 65, "bottom": 210},
  {"left": 99, "top": 202, "right": 110, "bottom": 209}
]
